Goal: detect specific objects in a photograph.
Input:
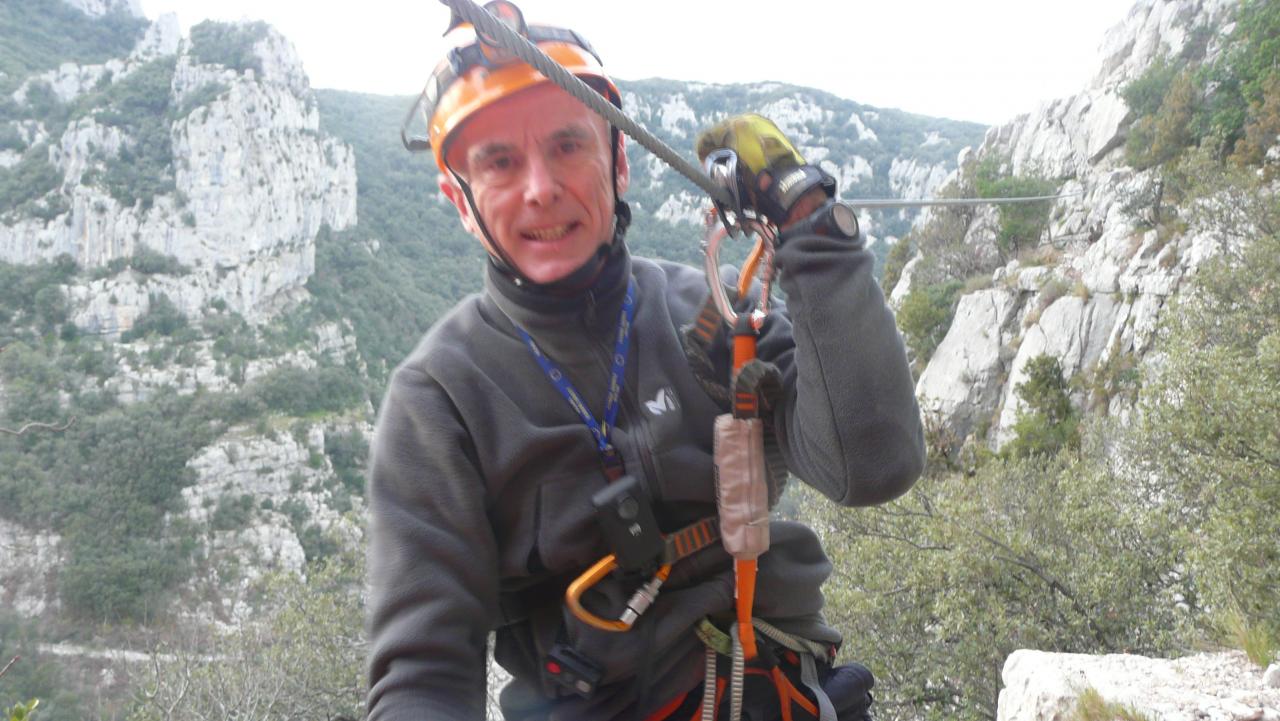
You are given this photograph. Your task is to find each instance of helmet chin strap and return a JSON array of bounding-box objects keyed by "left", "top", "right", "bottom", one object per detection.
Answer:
[{"left": 449, "top": 124, "right": 629, "bottom": 295}]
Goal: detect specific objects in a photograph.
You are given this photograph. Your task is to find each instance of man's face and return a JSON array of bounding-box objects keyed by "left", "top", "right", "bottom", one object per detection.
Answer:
[{"left": 440, "top": 82, "right": 629, "bottom": 285}]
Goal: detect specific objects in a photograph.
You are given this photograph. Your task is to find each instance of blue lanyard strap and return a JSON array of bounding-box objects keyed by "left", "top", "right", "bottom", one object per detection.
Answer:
[{"left": 517, "top": 278, "right": 637, "bottom": 479}]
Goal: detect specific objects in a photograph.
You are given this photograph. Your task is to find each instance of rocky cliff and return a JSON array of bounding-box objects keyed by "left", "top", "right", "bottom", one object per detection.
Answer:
[
  {"left": 906, "top": 0, "right": 1246, "bottom": 451},
  {"left": 0, "top": 9, "right": 356, "bottom": 334}
]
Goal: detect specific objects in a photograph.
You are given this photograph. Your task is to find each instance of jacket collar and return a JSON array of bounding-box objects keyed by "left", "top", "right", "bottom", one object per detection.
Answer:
[{"left": 483, "top": 239, "right": 633, "bottom": 340}]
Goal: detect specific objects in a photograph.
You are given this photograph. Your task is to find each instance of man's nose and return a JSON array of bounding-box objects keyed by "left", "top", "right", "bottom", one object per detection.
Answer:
[{"left": 522, "top": 153, "right": 561, "bottom": 207}]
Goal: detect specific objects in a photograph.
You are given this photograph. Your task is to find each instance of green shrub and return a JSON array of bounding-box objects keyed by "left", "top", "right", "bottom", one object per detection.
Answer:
[
  {"left": 881, "top": 237, "right": 914, "bottom": 292},
  {"left": 128, "top": 246, "right": 190, "bottom": 276},
  {"left": 1121, "top": 57, "right": 1180, "bottom": 118},
  {"left": 0, "top": 0, "right": 146, "bottom": 94},
  {"left": 173, "top": 81, "right": 229, "bottom": 121},
  {"left": 1072, "top": 687, "right": 1152, "bottom": 721},
  {"left": 974, "top": 157, "right": 1058, "bottom": 256},
  {"left": 120, "top": 295, "right": 188, "bottom": 342},
  {"left": 1003, "top": 354, "right": 1080, "bottom": 459},
  {"left": 1134, "top": 158, "right": 1280, "bottom": 654},
  {"left": 92, "top": 58, "right": 177, "bottom": 210},
  {"left": 0, "top": 143, "right": 61, "bottom": 216},
  {"left": 325, "top": 428, "right": 368, "bottom": 495},
  {"left": 210, "top": 493, "right": 256, "bottom": 532},
  {"left": 806, "top": 421, "right": 1187, "bottom": 721},
  {"left": 188, "top": 21, "right": 270, "bottom": 76},
  {"left": 251, "top": 365, "right": 366, "bottom": 417},
  {"left": 896, "top": 279, "right": 963, "bottom": 365}
]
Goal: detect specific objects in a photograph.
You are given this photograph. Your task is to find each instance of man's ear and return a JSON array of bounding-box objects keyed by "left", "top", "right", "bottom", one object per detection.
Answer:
[
  {"left": 614, "top": 133, "right": 629, "bottom": 196},
  {"left": 438, "top": 172, "right": 481, "bottom": 237}
]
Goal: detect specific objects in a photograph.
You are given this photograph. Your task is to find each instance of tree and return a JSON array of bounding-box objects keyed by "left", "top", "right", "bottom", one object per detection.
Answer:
[
  {"left": 129, "top": 550, "right": 366, "bottom": 721},
  {"left": 1002, "top": 355, "right": 1081, "bottom": 460},
  {"left": 802, "top": 420, "right": 1187, "bottom": 721},
  {"left": 0, "top": 346, "right": 74, "bottom": 437},
  {"left": 1134, "top": 156, "right": 1280, "bottom": 654}
]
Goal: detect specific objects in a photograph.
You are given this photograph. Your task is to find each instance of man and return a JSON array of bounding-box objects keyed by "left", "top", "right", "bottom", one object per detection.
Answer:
[{"left": 366, "top": 5, "right": 925, "bottom": 719}]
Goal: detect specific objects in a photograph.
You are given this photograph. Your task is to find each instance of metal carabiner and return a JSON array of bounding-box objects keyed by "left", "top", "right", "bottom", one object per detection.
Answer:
[{"left": 565, "top": 555, "right": 671, "bottom": 632}]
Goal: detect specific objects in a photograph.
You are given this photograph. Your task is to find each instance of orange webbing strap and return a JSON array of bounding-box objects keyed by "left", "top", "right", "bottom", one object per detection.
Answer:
[
  {"left": 770, "top": 667, "right": 820, "bottom": 721},
  {"left": 735, "top": 559, "right": 758, "bottom": 660},
  {"left": 665, "top": 517, "right": 720, "bottom": 563},
  {"left": 643, "top": 689, "right": 690, "bottom": 721}
]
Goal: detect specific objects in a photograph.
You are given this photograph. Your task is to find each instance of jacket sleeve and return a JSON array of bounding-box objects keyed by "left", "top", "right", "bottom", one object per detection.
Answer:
[
  {"left": 762, "top": 232, "right": 925, "bottom": 506},
  {"left": 366, "top": 364, "right": 499, "bottom": 721}
]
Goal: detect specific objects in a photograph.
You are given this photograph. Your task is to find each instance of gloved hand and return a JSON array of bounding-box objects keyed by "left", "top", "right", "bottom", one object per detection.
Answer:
[{"left": 694, "top": 113, "right": 835, "bottom": 227}]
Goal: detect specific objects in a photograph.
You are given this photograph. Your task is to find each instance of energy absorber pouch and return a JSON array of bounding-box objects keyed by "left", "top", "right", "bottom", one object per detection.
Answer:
[{"left": 713, "top": 414, "right": 770, "bottom": 559}]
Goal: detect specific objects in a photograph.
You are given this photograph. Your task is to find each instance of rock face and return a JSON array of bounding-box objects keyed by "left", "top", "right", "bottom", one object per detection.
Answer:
[
  {"left": 909, "top": 0, "right": 1237, "bottom": 450},
  {"left": 998, "top": 650, "right": 1280, "bottom": 721},
  {"left": 0, "top": 517, "right": 64, "bottom": 616},
  {"left": 177, "top": 420, "right": 368, "bottom": 625},
  {"left": 618, "top": 79, "right": 987, "bottom": 242},
  {"left": 0, "top": 16, "right": 357, "bottom": 333}
]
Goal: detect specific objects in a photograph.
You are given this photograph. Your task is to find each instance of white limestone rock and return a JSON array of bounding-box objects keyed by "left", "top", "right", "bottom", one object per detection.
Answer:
[
  {"left": 96, "top": 320, "right": 359, "bottom": 403},
  {"left": 61, "top": 0, "right": 143, "bottom": 17},
  {"left": 176, "top": 422, "right": 367, "bottom": 623},
  {"left": 889, "top": 252, "right": 922, "bottom": 307},
  {"left": 655, "top": 190, "right": 706, "bottom": 227},
  {"left": 995, "top": 292, "right": 1123, "bottom": 447},
  {"left": 757, "top": 96, "right": 832, "bottom": 144},
  {"left": 129, "top": 13, "right": 181, "bottom": 62},
  {"left": 821, "top": 155, "right": 874, "bottom": 197},
  {"left": 658, "top": 93, "right": 697, "bottom": 138},
  {"left": 889, "top": 157, "right": 951, "bottom": 202},
  {"left": 916, "top": 287, "right": 1022, "bottom": 444},
  {"left": 997, "top": 649, "right": 1280, "bottom": 721},
  {"left": 0, "top": 518, "right": 63, "bottom": 616},
  {"left": 846, "top": 112, "right": 878, "bottom": 143},
  {"left": 0, "top": 23, "right": 357, "bottom": 331}
]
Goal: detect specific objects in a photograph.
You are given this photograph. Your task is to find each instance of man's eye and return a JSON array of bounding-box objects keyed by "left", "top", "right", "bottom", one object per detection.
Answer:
[
  {"left": 487, "top": 156, "right": 514, "bottom": 171},
  {"left": 557, "top": 140, "right": 581, "bottom": 156}
]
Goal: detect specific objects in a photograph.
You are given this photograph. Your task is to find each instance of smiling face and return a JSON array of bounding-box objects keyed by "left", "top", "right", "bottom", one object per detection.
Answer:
[{"left": 439, "top": 82, "right": 629, "bottom": 285}]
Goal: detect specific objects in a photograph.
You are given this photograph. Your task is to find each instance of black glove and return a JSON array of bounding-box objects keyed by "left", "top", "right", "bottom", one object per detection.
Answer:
[{"left": 694, "top": 113, "right": 835, "bottom": 226}]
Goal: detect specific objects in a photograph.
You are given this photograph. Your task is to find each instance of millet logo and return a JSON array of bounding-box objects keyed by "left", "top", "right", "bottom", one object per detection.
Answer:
[{"left": 645, "top": 388, "right": 678, "bottom": 416}]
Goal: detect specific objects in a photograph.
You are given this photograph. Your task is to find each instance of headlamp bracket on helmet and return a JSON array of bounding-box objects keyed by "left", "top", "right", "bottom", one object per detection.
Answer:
[{"left": 401, "top": 1, "right": 607, "bottom": 156}]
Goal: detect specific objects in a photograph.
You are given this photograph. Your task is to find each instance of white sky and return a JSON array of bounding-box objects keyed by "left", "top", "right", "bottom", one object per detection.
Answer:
[{"left": 137, "top": 0, "right": 1137, "bottom": 126}]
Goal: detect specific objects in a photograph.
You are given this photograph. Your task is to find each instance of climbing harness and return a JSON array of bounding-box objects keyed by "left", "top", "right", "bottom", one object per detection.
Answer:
[{"left": 413, "top": 0, "right": 1087, "bottom": 717}]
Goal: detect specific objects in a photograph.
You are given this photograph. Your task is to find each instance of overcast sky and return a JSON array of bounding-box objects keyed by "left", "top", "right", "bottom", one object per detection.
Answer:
[{"left": 137, "top": 0, "right": 1137, "bottom": 126}]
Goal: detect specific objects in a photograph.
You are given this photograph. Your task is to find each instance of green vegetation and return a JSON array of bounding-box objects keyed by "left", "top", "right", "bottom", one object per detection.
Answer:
[
  {"left": 1071, "top": 688, "right": 1152, "bottom": 721},
  {"left": 0, "top": 256, "right": 78, "bottom": 332},
  {"left": 0, "top": 0, "right": 146, "bottom": 97},
  {"left": 0, "top": 256, "right": 370, "bottom": 623},
  {"left": 1221, "top": 606, "right": 1277, "bottom": 668},
  {"left": 1131, "top": 155, "right": 1280, "bottom": 664},
  {"left": 127, "top": 552, "right": 366, "bottom": 721},
  {"left": 1122, "top": 0, "right": 1280, "bottom": 168},
  {"left": 896, "top": 279, "right": 962, "bottom": 367},
  {"left": 92, "top": 57, "right": 178, "bottom": 210},
  {"left": 119, "top": 295, "right": 189, "bottom": 342},
  {"left": 0, "top": 617, "right": 82, "bottom": 721},
  {"left": 0, "top": 144, "right": 62, "bottom": 217},
  {"left": 1002, "top": 355, "right": 1081, "bottom": 460},
  {"left": 973, "top": 156, "right": 1059, "bottom": 257},
  {"left": 5, "top": 699, "right": 40, "bottom": 721},
  {"left": 188, "top": 21, "right": 270, "bottom": 76},
  {"left": 807, "top": 155, "right": 1279, "bottom": 721},
  {"left": 313, "top": 91, "right": 486, "bottom": 385}
]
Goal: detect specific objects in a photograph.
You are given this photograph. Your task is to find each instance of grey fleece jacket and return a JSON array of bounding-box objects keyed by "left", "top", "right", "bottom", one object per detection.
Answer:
[{"left": 365, "top": 229, "right": 925, "bottom": 721}]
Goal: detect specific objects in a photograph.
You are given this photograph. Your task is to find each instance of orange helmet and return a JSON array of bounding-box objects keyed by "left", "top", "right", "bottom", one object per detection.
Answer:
[{"left": 404, "top": 1, "right": 621, "bottom": 172}]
